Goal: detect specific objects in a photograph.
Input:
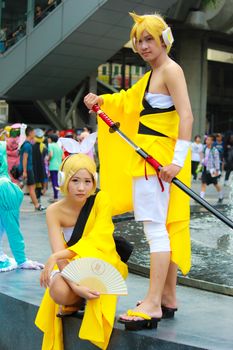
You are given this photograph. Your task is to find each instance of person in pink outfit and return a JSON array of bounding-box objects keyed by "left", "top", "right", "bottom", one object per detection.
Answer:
[{"left": 6, "top": 124, "right": 21, "bottom": 184}]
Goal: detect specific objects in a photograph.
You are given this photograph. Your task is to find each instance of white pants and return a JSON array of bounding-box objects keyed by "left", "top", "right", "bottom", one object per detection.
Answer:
[{"left": 133, "top": 176, "right": 171, "bottom": 252}]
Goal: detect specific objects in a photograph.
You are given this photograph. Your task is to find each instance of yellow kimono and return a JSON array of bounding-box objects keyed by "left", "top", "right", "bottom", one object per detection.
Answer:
[
  {"left": 98, "top": 71, "right": 191, "bottom": 275},
  {"left": 35, "top": 190, "right": 128, "bottom": 350}
]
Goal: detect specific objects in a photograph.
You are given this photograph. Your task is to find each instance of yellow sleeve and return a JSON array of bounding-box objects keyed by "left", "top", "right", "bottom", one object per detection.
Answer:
[
  {"left": 97, "top": 73, "right": 151, "bottom": 215},
  {"left": 100, "top": 72, "right": 150, "bottom": 134},
  {"left": 101, "top": 85, "right": 141, "bottom": 125}
]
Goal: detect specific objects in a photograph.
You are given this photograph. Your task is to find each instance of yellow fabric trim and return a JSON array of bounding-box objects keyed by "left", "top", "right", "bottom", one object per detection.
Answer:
[
  {"left": 127, "top": 310, "right": 151, "bottom": 320},
  {"left": 140, "top": 110, "right": 179, "bottom": 140}
]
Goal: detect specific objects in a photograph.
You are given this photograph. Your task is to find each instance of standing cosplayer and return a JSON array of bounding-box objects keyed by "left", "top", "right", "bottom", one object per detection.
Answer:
[
  {"left": 84, "top": 12, "right": 193, "bottom": 330},
  {"left": 0, "top": 141, "right": 44, "bottom": 271}
]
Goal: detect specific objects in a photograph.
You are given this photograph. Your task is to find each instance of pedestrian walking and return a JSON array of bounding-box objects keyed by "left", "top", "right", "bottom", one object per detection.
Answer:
[
  {"left": 200, "top": 135, "right": 223, "bottom": 203},
  {"left": 47, "top": 134, "right": 63, "bottom": 202},
  {"left": 223, "top": 133, "right": 233, "bottom": 186},
  {"left": 19, "top": 126, "right": 45, "bottom": 211},
  {"left": 191, "top": 135, "right": 203, "bottom": 181}
]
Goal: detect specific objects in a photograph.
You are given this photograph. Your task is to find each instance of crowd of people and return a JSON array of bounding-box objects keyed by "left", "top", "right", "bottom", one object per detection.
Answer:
[
  {"left": 191, "top": 132, "right": 233, "bottom": 203},
  {"left": 35, "top": 1, "right": 62, "bottom": 26},
  {"left": 0, "top": 1, "right": 61, "bottom": 55},
  {"left": 0, "top": 123, "right": 96, "bottom": 210},
  {"left": 0, "top": 24, "right": 26, "bottom": 54}
]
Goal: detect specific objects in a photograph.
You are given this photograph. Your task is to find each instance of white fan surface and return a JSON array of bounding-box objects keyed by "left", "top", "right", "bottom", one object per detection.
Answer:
[{"left": 61, "top": 257, "right": 127, "bottom": 295}]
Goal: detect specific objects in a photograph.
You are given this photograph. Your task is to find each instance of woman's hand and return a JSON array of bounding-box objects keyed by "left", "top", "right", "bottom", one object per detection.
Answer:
[
  {"left": 159, "top": 164, "right": 181, "bottom": 183},
  {"left": 40, "top": 254, "right": 57, "bottom": 288},
  {"left": 69, "top": 282, "right": 100, "bottom": 300},
  {"left": 83, "top": 93, "right": 103, "bottom": 110}
]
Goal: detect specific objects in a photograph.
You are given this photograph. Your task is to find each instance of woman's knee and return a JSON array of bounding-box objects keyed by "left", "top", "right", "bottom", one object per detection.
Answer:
[
  {"left": 49, "top": 275, "right": 73, "bottom": 304},
  {"left": 49, "top": 275, "right": 81, "bottom": 305}
]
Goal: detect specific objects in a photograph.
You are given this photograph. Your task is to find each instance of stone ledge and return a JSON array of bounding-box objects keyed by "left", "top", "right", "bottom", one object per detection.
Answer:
[
  {"left": 1, "top": 272, "right": 233, "bottom": 350},
  {"left": 128, "top": 262, "right": 233, "bottom": 297},
  {"left": 0, "top": 292, "right": 204, "bottom": 350},
  {"left": 0, "top": 292, "right": 42, "bottom": 350},
  {"left": 63, "top": 317, "right": 202, "bottom": 350}
]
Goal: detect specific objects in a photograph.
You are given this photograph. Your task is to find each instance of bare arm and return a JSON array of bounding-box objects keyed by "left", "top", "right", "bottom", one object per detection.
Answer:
[
  {"left": 40, "top": 249, "right": 100, "bottom": 299},
  {"left": 160, "top": 64, "right": 193, "bottom": 182},
  {"left": 40, "top": 248, "right": 75, "bottom": 287},
  {"left": 165, "top": 64, "right": 193, "bottom": 141},
  {"left": 48, "top": 150, "right": 53, "bottom": 161},
  {"left": 46, "top": 205, "right": 70, "bottom": 271},
  {"left": 22, "top": 152, "right": 28, "bottom": 178}
]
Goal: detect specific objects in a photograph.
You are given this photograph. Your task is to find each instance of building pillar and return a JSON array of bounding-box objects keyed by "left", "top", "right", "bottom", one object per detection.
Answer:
[
  {"left": 176, "top": 30, "right": 208, "bottom": 138},
  {"left": 89, "top": 72, "right": 98, "bottom": 131},
  {"left": 129, "top": 65, "right": 132, "bottom": 88},
  {"left": 0, "top": 1, "right": 2, "bottom": 27},
  {"left": 26, "top": 0, "right": 35, "bottom": 34},
  {"left": 108, "top": 62, "right": 112, "bottom": 86},
  {"left": 121, "top": 50, "right": 126, "bottom": 89},
  {"left": 60, "top": 96, "right": 66, "bottom": 123}
]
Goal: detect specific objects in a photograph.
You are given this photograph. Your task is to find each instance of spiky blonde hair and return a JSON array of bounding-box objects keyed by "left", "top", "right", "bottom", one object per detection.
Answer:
[{"left": 129, "top": 12, "right": 172, "bottom": 53}]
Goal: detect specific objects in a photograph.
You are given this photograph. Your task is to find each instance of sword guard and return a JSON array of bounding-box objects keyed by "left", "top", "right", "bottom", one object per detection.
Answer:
[{"left": 109, "top": 122, "right": 120, "bottom": 133}]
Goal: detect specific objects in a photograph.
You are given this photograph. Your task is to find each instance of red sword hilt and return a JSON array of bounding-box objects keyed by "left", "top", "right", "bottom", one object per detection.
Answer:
[{"left": 92, "top": 104, "right": 120, "bottom": 133}]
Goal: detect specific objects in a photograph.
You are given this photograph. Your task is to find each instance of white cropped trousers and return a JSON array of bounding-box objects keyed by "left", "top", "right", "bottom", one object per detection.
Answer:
[{"left": 133, "top": 176, "right": 171, "bottom": 252}]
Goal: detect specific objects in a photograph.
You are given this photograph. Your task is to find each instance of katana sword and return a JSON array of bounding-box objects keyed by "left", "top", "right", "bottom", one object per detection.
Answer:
[{"left": 92, "top": 104, "right": 233, "bottom": 230}]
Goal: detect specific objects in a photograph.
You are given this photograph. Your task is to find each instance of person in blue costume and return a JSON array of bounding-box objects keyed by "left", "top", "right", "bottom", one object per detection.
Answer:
[{"left": 0, "top": 140, "right": 44, "bottom": 272}]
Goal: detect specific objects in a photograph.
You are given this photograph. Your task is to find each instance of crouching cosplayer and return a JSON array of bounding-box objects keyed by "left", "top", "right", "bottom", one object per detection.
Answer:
[{"left": 35, "top": 153, "right": 128, "bottom": 350}]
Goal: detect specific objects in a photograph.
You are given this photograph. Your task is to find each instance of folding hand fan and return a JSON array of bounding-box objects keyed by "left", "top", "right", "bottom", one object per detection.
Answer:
[{"left": 61, "top": 257, "right": 128, "bottom": 295}]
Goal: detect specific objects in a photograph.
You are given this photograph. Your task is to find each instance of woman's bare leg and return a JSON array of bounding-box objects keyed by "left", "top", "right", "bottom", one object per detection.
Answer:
[{"left": 49, "top": 274, "right": 82, "bottom": 306}]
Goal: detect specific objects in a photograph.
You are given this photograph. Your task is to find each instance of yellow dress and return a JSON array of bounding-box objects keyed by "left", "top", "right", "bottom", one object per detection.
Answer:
[
  {"left": 35, "top": 190, "right": 128, "bottom": 350},
  {"left": 97, "top": 71, "right": 191, "bottom": 275}
]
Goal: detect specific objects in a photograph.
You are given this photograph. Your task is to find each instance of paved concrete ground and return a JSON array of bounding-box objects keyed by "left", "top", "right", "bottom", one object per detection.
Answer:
[{"left": 0, "top": 177, "right": 233, "bottom": 349}]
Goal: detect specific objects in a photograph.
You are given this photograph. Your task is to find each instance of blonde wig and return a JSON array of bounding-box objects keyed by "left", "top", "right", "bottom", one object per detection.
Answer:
[
  {"left": 129, "top": 12, "right": 173, "bottom": 53},
  {"left": 59, "top": 153, "right": 97, "bottom": 196}
]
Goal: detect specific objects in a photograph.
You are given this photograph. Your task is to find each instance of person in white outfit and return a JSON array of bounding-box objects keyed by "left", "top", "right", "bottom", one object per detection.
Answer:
[{"left": 191, "top": 135, "right": 203, "bottom": 180}]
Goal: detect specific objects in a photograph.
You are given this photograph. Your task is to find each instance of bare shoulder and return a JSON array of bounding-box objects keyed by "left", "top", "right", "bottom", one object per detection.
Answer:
[
  {"left": 163, "top": 59, "right": 184, "bottom": 78},
  {"left": 46, "top": 199, "right": 65, "bottom": 219}
]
